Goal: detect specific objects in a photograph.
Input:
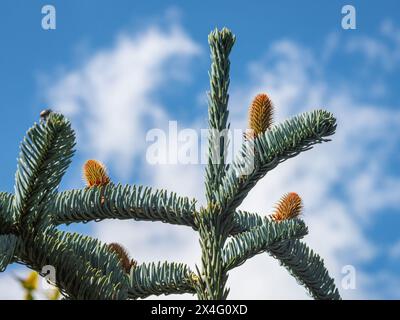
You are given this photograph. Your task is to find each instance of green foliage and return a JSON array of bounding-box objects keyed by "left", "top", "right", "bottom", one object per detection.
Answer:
[
  {"left": 0, "top": 192, "right": 15, "bottom": 233},
  {"left": 15, "top": 227, "right": 127, "bottom": 299},
  {"left": 195, "top": 206, "right": 231, "bottom": 299},
  {"left": 223, "top": 218, "right": 307, "bottom": 271},
  {"left": 50, "top": 184, "right": 196, "bottom": 228},
  {"left": 129, "top": 262, "right": 196, "bottom": 299},
  {"left": 0, "top": 28, "right": 341, "bottom": 300},
  {"left": 0, "top": 234, "right": 18, "bottom": 272},
  {"left": 269, "top": 239, "right": 341, "bottom": 299},
  {"left": 13, "top": 113, "right": 75, "bottom": 231},
  {"left": 215, "top": 110, "right": 336, "bottom": 215},
  {"left": 205, "top": 28, "right": 235, "bottom": 203}
]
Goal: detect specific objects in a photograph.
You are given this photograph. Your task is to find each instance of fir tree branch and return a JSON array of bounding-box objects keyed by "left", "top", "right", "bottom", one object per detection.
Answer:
[
  {"left": 231, "top": 210, "right": 264, "bottom": 235},
  {"left": 215, "top": 110, "right": 337, "bottom": 215},
  {"left": 128, "top": 262, "right": 196, "bottom": 299},
  {"left": 16, "top": 227, "right": 129, "bottom": 299},
  {"left": 268, "top": 239, "right": 341, "bottom": 300},
  {"left": 223, "top": 218, "right": 307, "bottom": 271},
  {"left": 195, "top": 206, "right": 230, "bottom": 299},
  {"left": 54, "top": 230, "right": 130, "bottom": 287},
  {"left": 199, "top": 28, "right": 237, "bottom": 300},
  {"left": 50, "top": 184, "right": 197, "bottom": 228},
  {"left": 13, "top": 113, "right": 75, "bottom": 230},
  {"left": 0, "top": 192, "right": 16, "bottom": 234},
  {"left": 0, "top": 234, "right": 19, "bottom": 272},
  {"left": 205, "top": 28, "right": 235, "bottom": 203},
  {"left": 230, "top": 210, "right": 341, "bottom": 299},
  {"left": 50, "top": 190, "right": 264, "bottom": 236}
]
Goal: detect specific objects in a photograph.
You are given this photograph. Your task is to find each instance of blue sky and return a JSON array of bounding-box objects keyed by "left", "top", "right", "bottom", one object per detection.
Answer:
[{"left": 0, "top": 0, "right": 400, "bottom": 299}]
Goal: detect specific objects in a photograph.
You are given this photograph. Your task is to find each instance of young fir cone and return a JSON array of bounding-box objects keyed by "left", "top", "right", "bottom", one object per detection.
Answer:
[
  {"left": 247, "top": 93, "right": 274, "bottom": 139},
  {"left": 108, "top": 243, "right": 137, "bottom": 273},
  {"left": 271, "top": 192, "right": 303, "bottom": 222},
  {"left": 83, "top": 159, "right": 111, "bottom": 188}
]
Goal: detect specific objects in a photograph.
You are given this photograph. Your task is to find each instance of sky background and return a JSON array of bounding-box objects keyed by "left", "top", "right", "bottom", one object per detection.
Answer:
[{"left": 0, "top": 0, "right": 400, "bottom": 299}]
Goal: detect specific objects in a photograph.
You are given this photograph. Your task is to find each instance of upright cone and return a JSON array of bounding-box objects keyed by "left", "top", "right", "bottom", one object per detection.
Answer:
[
  {"left": 108, "top": 243, "right": 137, "bottom": 273},
  {"left": 83, "top": 159, "right": 111, "bottom": 188},
  {"left": 248, "top": 93, "right": 274, "bottom": 138},
  {"left": 271, "top": 192, "right": 303, "bottom": 221}
]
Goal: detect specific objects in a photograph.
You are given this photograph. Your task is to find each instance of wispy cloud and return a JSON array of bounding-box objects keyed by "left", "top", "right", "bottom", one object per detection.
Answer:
[
  {"left": 0, "top": 270, "right": 26, "bottom": 299},
  {"left": 46, "top": 24, "right": 201, "bottom": 179},
  {"left": 389, "top": 240, "right": 400, "bottom": 259},
  {"left": 346, "top": 19, "right": 400, "bottom": 71}
]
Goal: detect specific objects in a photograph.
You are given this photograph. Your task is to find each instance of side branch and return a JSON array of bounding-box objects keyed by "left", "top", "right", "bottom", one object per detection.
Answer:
[
  {"left": 223, "top": 218, "right": 307, "bottom": 271},
  {"left": 0, "top": 192, "right": 16, "bottom": 234},
  {"left": 15, "top": 227, "right": 129, "bottom": 299},
  {"left": 268, "top": 239, "right": 341, "bottom": 300},
  {"left": 50, "top": 191, "right": 264, "bottom": 234},
  {"left": 0, "top": 234, "right": 19, "bottom": 272},
  {"left": 128, "top": 261, "right": 196, "bottom": 299},
  {"left": 13, "top": 113, "right": 75, "bottom": 230},
  {"left": 216, "top": 110, "right": 336, "bottom": 214},
  {"left": 50, "top": 184, "right": 197, "bottom": 228}
]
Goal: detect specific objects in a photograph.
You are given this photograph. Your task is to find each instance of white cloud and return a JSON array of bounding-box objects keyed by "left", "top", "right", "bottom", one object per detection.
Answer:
[
  {"left": 0, "top": 269, "right": 25, "bottom": 300},
  {"left": 389, "top": 240, "right": 400, "bottom": 259},
  {"left": 346, "top": 19, "right": 400, "bottom": 71},
  {"left": 46, "top": 24, "right": 200, "bottom": 178}
]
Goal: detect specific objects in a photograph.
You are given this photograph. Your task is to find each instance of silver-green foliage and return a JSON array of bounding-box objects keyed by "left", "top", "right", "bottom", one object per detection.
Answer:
[{"left": 0, "top": 28, "right": 340, "bottom": 300}]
